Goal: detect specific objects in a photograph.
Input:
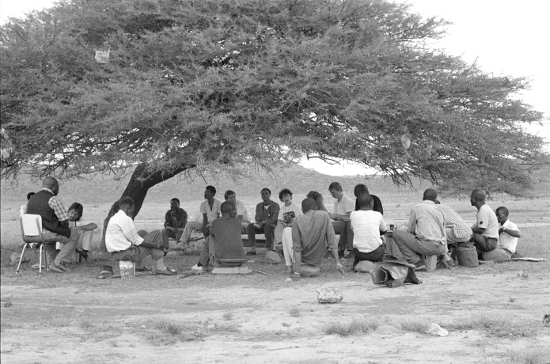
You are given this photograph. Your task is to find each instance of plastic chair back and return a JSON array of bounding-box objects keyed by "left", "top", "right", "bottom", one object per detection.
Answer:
[{"left": 21, "top": 214, "right": 43, "bottom": 237}]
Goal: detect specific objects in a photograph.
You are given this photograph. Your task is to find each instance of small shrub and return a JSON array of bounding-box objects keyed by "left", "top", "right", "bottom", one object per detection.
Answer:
[
  {"left": 223, "top": 312, "right": 234, "bottom": 321},
  {"left": 400, "top": 319, "right": 430, "bottom": 334},
  {"left": 155, "top": 319, "right": 184, "bottom": 336},
  {"left": 447, "top": 316, "right": 539, "bottom": 338},
  {"left": 325, "top": 318, "right": 378, "bottom": 336}
]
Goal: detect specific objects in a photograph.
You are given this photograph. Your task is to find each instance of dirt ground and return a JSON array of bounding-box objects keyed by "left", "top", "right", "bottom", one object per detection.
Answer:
[{"left": 1, "top": 250, "right": 549, "bottom": 364}]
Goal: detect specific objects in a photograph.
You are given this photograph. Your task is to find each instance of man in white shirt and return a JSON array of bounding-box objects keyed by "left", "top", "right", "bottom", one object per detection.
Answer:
[
  {"left": 106, "top": 197, "right": 176, "bottom": 275},
  {"left": 177, "top": 185, "right": 222, "bottom": 250},
  {"left": 224, "top": 190, "right": 250, "bottom": 232},
  {"left": 496, "top": 206, "right": 521, "bottom": 258},
  {"left": 350, "top": 194, "right": 387, "bottom": 267},
  {"left": 328, "top": 182, "right": 355, "bottom": 258},
  {"left": 470, "top": 189, "right": 499, "bottom": 258}
]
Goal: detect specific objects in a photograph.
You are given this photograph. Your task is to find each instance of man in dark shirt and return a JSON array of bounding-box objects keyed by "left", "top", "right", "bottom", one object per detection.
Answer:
[
  {"left": 247, "top": 188, "right": 280, "bottom": 255},
  {"left": 161, "top": 198, "right": 188, "bottom": 248},
  {"left": 191, "top": 201, "right": 246, "bottom": 272},
  {"left": 26, "top": 177, "right": 80, "bottom": 273},
  {"left": 290, "top": 198, "right": 343, "bottom": 281}
]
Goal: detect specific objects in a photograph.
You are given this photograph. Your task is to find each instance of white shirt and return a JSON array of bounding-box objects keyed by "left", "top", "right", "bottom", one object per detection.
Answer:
[
  {"left": 473, "top": 204, "right": 499, "bottom": 239},
  {"left": 499, "top": 220, "right": 519, "bottom": 253},
  {"left": 200, "top": 199, "right": 222, "bottom": 223},
  {"left": 235, "top": 200, "right": 250, "bottom": 222},
  {"left": 350, "top": 210, "right": 386, "bottom": 253},
  {"left": 333, "top": 195, "right": 355, "bottom": 215},
  {"left": 278, "top": 202, "right": 302, "bottom": 224},
  {"left": 105, "top": 210, "right": 144, "bottom": 253}
]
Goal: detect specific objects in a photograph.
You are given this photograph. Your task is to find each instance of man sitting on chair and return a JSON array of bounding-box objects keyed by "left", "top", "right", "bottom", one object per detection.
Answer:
[
  {"left": 26, "top": 177, "right": 81, "bottom": 273},
  {"left": 106, "top": 197, "right": 176, "bottom": 275},
  {"left": 191, "top": 201, "right": 246, "bottom": 272}
]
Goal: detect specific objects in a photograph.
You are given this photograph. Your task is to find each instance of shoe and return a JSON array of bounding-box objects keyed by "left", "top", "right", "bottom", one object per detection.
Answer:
[
  {"left": 156, "top": 267, "right": 177, "bottom": 275},
  {"left": 191, "top": 264, "right": 203, "bottom": 272},
  {"left": 49, "top": 263, "right": 65, "bottom": 273},
  {"left": 413, "top": 260, "right": 426, "bottom": 271},
  {"left": 246, "top": 251, "right": 257, "bottom": 256},
  {"left": 135, "top": 266, "right": 150, "bottom": 272},
  {"left": 59, "top": 262, "right": 72, "bottom": 272},
  {"left": 173, "top": 243, "right": 186, "bottom": 251},
  {"left": 338, "top": 250, "right": 345, "bottom": 259}
]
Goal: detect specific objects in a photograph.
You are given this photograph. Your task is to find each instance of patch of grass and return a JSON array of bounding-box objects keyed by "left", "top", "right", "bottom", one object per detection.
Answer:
[
  {"left": 223, "top": 312, "right": 234, "bottom": 321},
  {"left": 325, "top": 318, "right": 379, "bottom": 336},
  {"left": 211, "top": 322, "right": 240, "bottom": 332},
  {"left": 504, "top": 348, "right": 550, "bottom": 364},
  {"left": 155, "top": 319, "right": 184, "bottom": 336},
  {"left": 447, "top": 316, "right": 539, "bottom": 338},
  {"left": 517, "top": 271, "right": 529, "bottom": 278},
  {"left": 288, "top": 308, "right": 300, "bottom": 317},
  {"left": 400, "top": 319, "right": 430, "bottom": 334},
  {"left": 78, "top": 318, "right": 94, "bottom": 330}
]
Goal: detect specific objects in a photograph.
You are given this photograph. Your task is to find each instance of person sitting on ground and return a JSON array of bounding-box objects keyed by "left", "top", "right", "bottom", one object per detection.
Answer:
[
  {"left": 66, "top": 202, "right": 97, "bottom": 261},
  {"left": 161, "top": 198, "right": 188, "bottom": 249},
  {"left": 350, "top": 194, "right": 387, "bottom": 268},
  {"left": 287, "top": 198, "right": 343, "bottom": 280},
  {"left": 247, "top": 188, "right": 280, "bottom": 255},
  {"left": 224, "top": 190, "right": 250, "bottom": 232},
  {"left": 191, "top": 201, "right": 246, "bottom": 272},
  {"left": 26, "top": 177, "right": 81, "bottom": 273},
  {"left": 176, "top": 185, "right": 221, "bottom": 250},
  {"left": 105, "top": 197, "right": 176, "bottom": 275},
  {"left": 306, "top": 191, "right": 328, "bottom": 212},
  {"left": 328, "top": 182, "right": 355, "bottom": 259},
  {"left": 273, "top": 188, "right": 302, "bottom": 251},
  {"left": 388, "top": 189, "right": 446, "bottom": 270},
  {"left": 353, "top": 184, "right": 383, "bottom": 214},
  {"left": 496, "top": 206, "right": 521, "bottom": 259},
  {"left": 469, "top": 189, "right": 499, "bottom": 258}
]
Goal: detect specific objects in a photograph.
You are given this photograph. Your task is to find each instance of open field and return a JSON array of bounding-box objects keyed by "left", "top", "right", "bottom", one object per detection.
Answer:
[{"left": 2, "top": 172, "right": 550, "bottom": 363}]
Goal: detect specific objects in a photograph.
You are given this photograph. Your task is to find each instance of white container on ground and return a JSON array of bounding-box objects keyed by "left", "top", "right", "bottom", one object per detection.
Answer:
[{"left": 119, "top": 260, "right": 135, "bottom": 278}]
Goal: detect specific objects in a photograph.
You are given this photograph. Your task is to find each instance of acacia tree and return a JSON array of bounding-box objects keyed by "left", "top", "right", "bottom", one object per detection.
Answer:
[{"left": 1, "top": 0, "right": 547, "bottom": 214}]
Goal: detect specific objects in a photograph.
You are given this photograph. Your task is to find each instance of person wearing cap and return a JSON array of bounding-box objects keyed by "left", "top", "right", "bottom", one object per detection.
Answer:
[
  {"left": 388, "top": 189, "right": 446, "bottom": 270},
  {"left": 284, "top": 198, "right": 343, "bottom": 280}
]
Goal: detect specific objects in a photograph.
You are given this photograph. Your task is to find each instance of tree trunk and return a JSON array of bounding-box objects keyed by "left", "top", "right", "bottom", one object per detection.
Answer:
[{"left": 99, "top": 163, "right": 193, "bottom": 252}]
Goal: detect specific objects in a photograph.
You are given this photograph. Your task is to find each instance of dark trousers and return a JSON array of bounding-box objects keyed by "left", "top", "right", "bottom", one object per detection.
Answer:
[
  {"left": 247, "top": 223, "right": 276, "bottom": 250},
  {"left": 471, "top": 233, "right": 498, "bottom": 255},
  {"left": 353, "top": 244, "right": 385, "bottom": 267},
  {"left": 333, "top": 220, "right": 353, "bottom": 252}
]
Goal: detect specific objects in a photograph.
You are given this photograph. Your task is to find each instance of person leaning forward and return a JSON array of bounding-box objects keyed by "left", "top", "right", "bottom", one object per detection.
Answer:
[
  {"left": 290, "top": 198, "right": 343, "bottom": 281},
  {"left": 106, "top": 197, "right": 176, "bottom": 275},
  {"left": 388, "top": 189, "right": 446, "bottom": 270},
  {"left": 26, "top": 177, "right": 81, "bottom": 273},
  {"left": 247, "top": 188, "right": 280, "bottom": 255}
]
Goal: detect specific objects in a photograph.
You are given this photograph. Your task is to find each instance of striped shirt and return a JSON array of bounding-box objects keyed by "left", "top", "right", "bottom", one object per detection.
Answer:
[{"left": 436, "top": 204, "right": 472, "bottom": 240}]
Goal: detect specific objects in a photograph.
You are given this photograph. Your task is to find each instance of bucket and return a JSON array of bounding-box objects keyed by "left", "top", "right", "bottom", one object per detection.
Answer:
[
  {"left": 119, "top": 260, "right": 135, "bottom": 278},
  {"left": 456, "top": 246, "right": 479, "bottom": 268}
]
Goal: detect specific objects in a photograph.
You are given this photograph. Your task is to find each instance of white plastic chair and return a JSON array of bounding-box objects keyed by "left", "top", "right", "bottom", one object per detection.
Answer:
[{"left": 16, "top": 214, "right": 57, "bottom": 274}]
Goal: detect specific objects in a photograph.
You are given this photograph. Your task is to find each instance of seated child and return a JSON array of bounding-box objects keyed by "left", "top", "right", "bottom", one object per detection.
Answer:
[{"left": 496, "top": 206, "right": 521, "bottom": 258}]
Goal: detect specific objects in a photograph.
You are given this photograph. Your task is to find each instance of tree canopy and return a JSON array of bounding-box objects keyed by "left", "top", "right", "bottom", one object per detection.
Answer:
[{"left": 1, "top": 0, "right": 548, "bottom": 213}]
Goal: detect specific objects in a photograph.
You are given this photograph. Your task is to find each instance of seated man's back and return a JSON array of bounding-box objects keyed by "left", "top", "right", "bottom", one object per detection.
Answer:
[{"left": 210, "top": 216, "right": 245, "bottom": 261}]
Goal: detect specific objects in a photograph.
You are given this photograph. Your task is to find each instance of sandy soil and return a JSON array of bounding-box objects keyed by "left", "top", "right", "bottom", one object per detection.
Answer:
[{"left": 1, "top": 253, "right": 549, "bottom": 364}]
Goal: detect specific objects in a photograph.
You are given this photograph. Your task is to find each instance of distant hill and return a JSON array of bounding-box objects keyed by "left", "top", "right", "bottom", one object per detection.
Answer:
[{"left": 2, "top": 163, "right": 549, "bottom": 206}]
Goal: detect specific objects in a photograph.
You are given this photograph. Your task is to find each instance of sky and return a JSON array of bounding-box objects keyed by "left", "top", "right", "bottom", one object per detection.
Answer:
[{"left": 1, "top": 0, "right": 548, "bottom": 176}]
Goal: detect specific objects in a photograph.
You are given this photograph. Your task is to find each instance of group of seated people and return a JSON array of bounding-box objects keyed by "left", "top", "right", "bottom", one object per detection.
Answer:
[{"left": 23, "top": 177, "right": 521, "bottom": 278}]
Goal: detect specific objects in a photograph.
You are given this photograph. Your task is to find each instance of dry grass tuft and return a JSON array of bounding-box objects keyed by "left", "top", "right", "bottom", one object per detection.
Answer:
[
  {"left": 400, "top": 319, "right": 430, "bottom": 334},
  {"left": 448, "top": 316, "right": 539, "bottom": 338},
  {"left": 223, "top": 312, "right": 234, "bottom": 321},
  {"left": 325, "top": 318, "right": 379, "bottom": 336},
  {"left": 78, "top": 318, "right": 93, "bottom": 330},
  {"left": 504, "top": 348, "right": 550, "bottom": 364},
  {"left": 288, "top": 307, "right": 301, "bottom": 317}
]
